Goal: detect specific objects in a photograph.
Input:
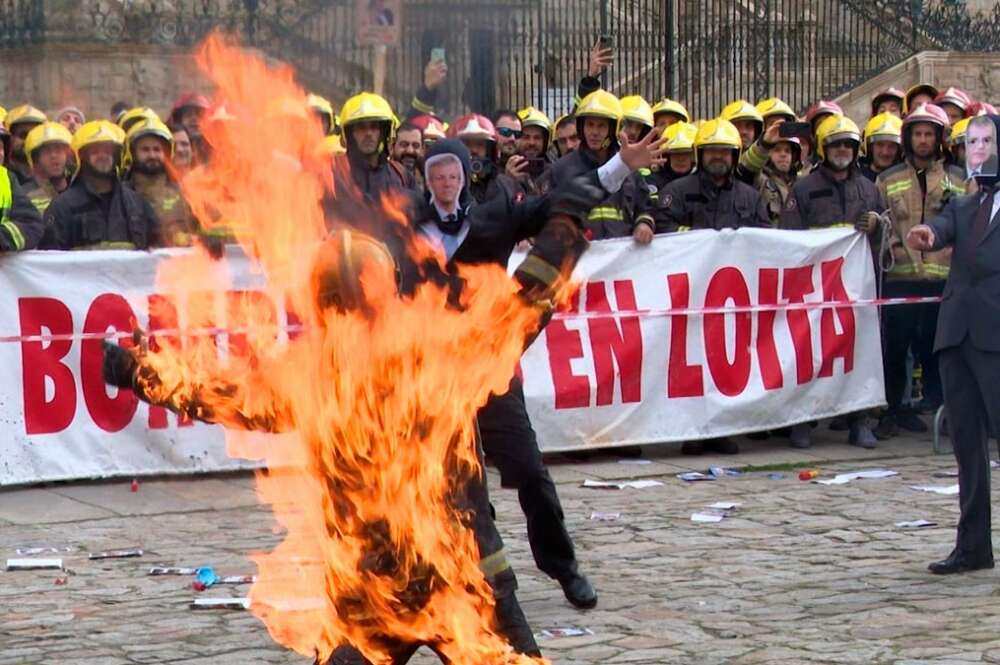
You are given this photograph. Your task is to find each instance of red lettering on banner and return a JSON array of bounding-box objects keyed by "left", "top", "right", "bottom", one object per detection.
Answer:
[
  {"left": 19, "top": 297, "right": 76, "bottom": 435},
  {"left": 756, "top": 268, "right": 783, "bottom": 390},
  {"left": 586, "top": 281, "right": 642, "bottom": 405},
  {"left": 782, "top": 265, "right": 815, "bottom": 384},
  {"left": 819, "top": 257, "right": 856, "bottom": 377},
  {"left": 546, "top": 319, "right": 590, "bottom": 409},
  {"left": 666, "top": 273, "right": 704, "bottom": 397},
  {"left": 82, "top": 293, "right": 139, "bottom": 432},
  {"left": 703, "top": 267, "right": 752, "bottom": 397}
]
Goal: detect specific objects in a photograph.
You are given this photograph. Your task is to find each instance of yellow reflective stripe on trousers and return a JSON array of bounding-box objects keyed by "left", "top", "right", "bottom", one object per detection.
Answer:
[
  {"left": 890, "top": 262, "right": 949, "bottom": 278},
  {"left": 479, "top": 547, "right": 510, "bottom": 577},
  {"left": 0, "top": 168, "right": 24, "bottom": 250},
  {"left": 808, "top": 222, "right": 854, "bottom": 230}
]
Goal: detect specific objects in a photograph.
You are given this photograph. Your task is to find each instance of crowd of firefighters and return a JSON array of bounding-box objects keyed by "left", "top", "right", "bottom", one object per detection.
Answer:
[{"left": 0, "top": 47, "right": 992, "bottom": 456}]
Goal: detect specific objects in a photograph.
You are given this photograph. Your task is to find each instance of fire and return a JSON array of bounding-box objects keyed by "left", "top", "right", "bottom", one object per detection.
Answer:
[{"left": 138, "top": 34, "right": 549, "bottom": 663}]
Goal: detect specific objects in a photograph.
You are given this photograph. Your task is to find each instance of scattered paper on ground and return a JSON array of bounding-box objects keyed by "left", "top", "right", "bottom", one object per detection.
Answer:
[
  {"left": 677, "top": 472, "right": 715, "bottom": 482},
  {"left": 816, "top": 469, "right": 898, "bottom": 485},
  {"left": 189, "top": 597, "right": 250, "bottom": 610},
  {"left": 910, "top": 484, "right": 960, "bottom": 495},
  {"left": 691, "top": 513, "right": 725, "bottom": 523},
  {"left": 706, "top": 501, "right": 742, "bottom": 510},
  {"left": 535, "top": 627, "right": 595, "bottom": 639},
  {"left": 582, "top": 479, "right": 663, "bottom": 490},
  {"left": 618, "top": 459, "right": 652, "bottom": 465},
  {"left": 590, "top": 511, "right": 621, "bottom": 521},
  {"left": 6, "top": 558, "right": 63, "bottom": 570},
  {"left": 895, "top": 519, "right": 937, "bottom": 528}
]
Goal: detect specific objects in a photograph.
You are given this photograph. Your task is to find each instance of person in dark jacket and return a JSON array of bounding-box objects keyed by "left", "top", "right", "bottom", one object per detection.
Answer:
[
  {"left": 42, "top": 120, "right": 159, "bottom": 250},
  {"left": 0, "top": 162, "right": 45, "bottom": 252}
]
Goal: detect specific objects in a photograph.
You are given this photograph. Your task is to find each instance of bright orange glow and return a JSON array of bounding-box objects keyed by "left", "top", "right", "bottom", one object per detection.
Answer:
[{"left": 136, "top": 34, "right": 548, "bottom": 663}]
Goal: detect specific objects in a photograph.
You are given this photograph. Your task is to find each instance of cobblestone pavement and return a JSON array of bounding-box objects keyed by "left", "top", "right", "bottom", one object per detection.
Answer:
[{"left": 2, "top": 428, "right": 998, "bottom": 665}]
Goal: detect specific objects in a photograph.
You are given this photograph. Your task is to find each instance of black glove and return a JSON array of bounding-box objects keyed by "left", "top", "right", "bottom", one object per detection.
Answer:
[
  {"left": 103, "top": 341, "right": 139, "bottom": 389},
  {"left": 198, "top": 233, "right": 226, "bottom": 260},
  {"left": 548, "top": 174, "right": 609, "bottom": 227}
]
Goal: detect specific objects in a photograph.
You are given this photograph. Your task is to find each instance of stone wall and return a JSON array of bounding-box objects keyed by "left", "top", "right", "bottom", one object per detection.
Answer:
[
  {"left": 835, "top": 51, "right": 1000, "bottom": 122},
  {"left": 0, "top": 42, "right": 209, "bottom": 122}
]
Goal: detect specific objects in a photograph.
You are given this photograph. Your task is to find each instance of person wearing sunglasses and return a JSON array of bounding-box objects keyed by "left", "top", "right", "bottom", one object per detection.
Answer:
[{"left": 492, "top": 110, "right": 522, "bottom": 167}]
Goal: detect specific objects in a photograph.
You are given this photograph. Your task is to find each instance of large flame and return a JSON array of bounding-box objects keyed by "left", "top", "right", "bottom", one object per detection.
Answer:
[{"left": 143, "top": 35, "right": 548, "bottom": 663}]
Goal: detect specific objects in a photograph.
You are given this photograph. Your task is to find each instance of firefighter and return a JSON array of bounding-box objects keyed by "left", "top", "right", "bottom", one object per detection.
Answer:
[
  {"left": 632, "top": 121, "right": 697, "bottom": 243},
  {"left": 949, "top": 116, "right": 970, "bottom": 169},
  {"left": 871, "top": 87, "right": 905, "bottom": 118},
  {"left": 756, "top": 97, "right": 797, "bottom": 130},
  {"left": 409, "top": 113, "right": 446, "bottom": 147},
  {"left": 858, "top": 112, "right": 903, "bottom": 182},
  {"left": 4, "top": 104, "right": 47, "bottom": 185},
  {"left": 780, "top": 114, "right": 885, "bottom": 449},
  {"left": 803, "top": 100, "right": 844, "bottom": 168},
  {"left": 123, "top": 117, "right": 198, "bottom": 246},
  {"left": 548, "top": 89, "right": 641, "bottom": 239},
  {"left": 507, "top": 106, "right": 553, "bottom": 193},
  {"left": 755, "top": 136, "right": 802, "bottom": 226},
  {"left": 553, "top": 113, "right": 580, "bottom": 158},
  {"left": 738, "top": 98, "right": 797, "bottom": 179},
  {"left": 448, "top": 113, "right": 521, "bottom": 204},
  {"left": 0, "top": 140, "right": 45, "bottom": 252},
  {"left": 118, "top": 106, "right": 161, "bottom": 133},
  {"left": 874, "top": 102, "right": 967, "bottom": 439},
  {"left": 904, "top": 83, "right": 939, "bottom": 115},
  {"left": 651, "top": 98, "right": 690, "bottom": 131},
  {"left": 619, "top": 96, "right": 654, "bottom": 142},
  {"left": 22, "top": 122, "right": 73, "bottom": 213},
  {"left": 721, "top": 99, "right": 764, "bottom": 149},
  {"left": 168, "top": 93, "right": 212, "bottom": 165},
  {"left": 333, "top": 92, "right": 415, "bottom": 203},
  {"left": 42, "top": 120, "right": 160, "bottom": 250},
  {"left": 934, "top": 87, "right": 972, "bottom": 127}
]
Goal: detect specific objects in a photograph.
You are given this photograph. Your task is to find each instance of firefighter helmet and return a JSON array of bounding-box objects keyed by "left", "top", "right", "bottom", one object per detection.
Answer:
[
  {"left": 448, "top": 113, "right": 498, "bottom": 159},
  {"left": 410, "top": 113, "right": 447, "bottom": 142},
  {"left": 694, "top": 117, "right": 742, "bottom": 166},
  {"left": 815, "top": 114, "right": 861, "bottom": 159},
  {"left": 904, "top": 83, "right": 939, "bottom": 115},
  {"left": 338, "top": 92, "right": 398, "bottom": 152},
  {"left": 575, "top": 90, "right": 623, "bottom": 150},
  {"left": 307, "top": 93, "right": 337, "bottom": 135},
  {"left": 126, "top": 117, "right": 175, "bottom": 159},
  {"left": 24, "top": 122, "right": 73, "bottom": 168},
  {"left": 651, "top": 98, "right": 690, "bottom": 124},
  {"left": 934, "top": 87, "right": 971, "bottom": 113},
  {"left": 662, "top": 121, "right": 697, "bottom": 153},
  {"left": 620, "top": 95, "right": 654, "bottom": 129},
  {"left": 864, "top": 112, "right": 903, "bottom": 148},
  {"left": 118, "top": 106, "right": 161, "bottom": 132},
  {"left": 950, "top": 116, "right": 971, "bottom": 145},
  {"left": 755, "top": 97, "right": 796, "bottom": 122},
  {"left": 870, "top": 87, "right": 905, "bottom": 117},
  {"left": 903, "top": 102, "right": 950, "bottom": 130},
  {"left": 721, "top": 99, "right": 763, "bottom": 124},
  {"left": 5, "top": 104, "right": 46, "bottom": 131},
  {"left": 805, "top": 100, "right": 843, "bottom": 128},
  {"left": 517, "top": 106, "right": 552, "bottom": 132},
  {"left": 71, "top": 120, "right": 126, "bottom": 176},
  {"left": 169, "top": 93, "right": 211, "bottom": 127}
]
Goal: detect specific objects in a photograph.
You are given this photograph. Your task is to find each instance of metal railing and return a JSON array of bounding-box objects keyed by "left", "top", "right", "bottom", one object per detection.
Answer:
[{"left": 3, "top": 0, "right": 1000, "bottom": 121}]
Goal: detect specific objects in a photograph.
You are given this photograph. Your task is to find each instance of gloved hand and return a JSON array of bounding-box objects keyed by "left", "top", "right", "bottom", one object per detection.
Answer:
[
  {"left": 103, "top": 341, "right": 139, "bottom": 389},
  {"left": 855, "top": 211, "right": 881, "bottom": 233},
  {"left": 548, "top": 174, "right": 608, "bottom": 228},
  {"left": 198, "top": 233, "right": 226, "bottom": 260}
]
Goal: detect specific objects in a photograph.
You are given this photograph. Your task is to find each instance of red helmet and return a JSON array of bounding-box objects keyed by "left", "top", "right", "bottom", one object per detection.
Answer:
[
  {"left": 447, "top": 113, "right": 498, "bottom": 160},
  {"left": 805, "top": 100, "right": 844, "bottom": 127},
  {"left": 903, "top": 102, "right": 950, "bottom": 129},
  {"left": 934, "top": 87, "right": 972, "bottom": 112},
  {"left": 870, "top": 87, "right": 905, "bottom": 116},
  {"left": 409, "top": 113, "right": 446, "bottom": 141},
  {"left": 966, "top": 101, "right": 998, "bottom": 117},
  {"left": 169, "top": 92, "right": 211, "bottom": 125}
]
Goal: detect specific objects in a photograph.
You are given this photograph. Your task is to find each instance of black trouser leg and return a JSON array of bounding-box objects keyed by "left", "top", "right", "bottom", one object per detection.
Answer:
[
  {"left": 882, "top": 281, "right": 921, "bottom": 412},
  {"left": 940, "top": 339, "right": 995, "bottom": 558},
  {"left": 478, "top": 377, "right": 578, "bottom": 581}
]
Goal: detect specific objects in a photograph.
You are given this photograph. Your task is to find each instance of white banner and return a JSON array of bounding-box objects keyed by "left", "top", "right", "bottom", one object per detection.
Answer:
[
  {"left": 516, "top": 228, "right": 886, "bottom": 450},
  {"left": 0, "top": 229, "right": 885, "bottom": 485}
]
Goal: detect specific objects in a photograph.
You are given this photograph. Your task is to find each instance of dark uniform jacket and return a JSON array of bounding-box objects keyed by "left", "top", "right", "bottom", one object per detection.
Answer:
[
  {"left": 333, "top": 151, "right": 416, "bottom": 204},
  {"left": 548, "top": 146, "right": 637, "bottom": 239},
  {"left": 0, "top": 165, "right": 45, "bottom": 251},
  {"left": 41, "top": 176, "right": 160, "bottom": 250},
  {"left": 633, "top": 167, "right": 690, "bottom": 232},
  {"left": 651, "top": 170, "right": 769, "bottom": 233},
  {"left": 124, "top": 171, "right": 198, "bottom": 246},
  {"left": 780, "top": 164, "right": 886, "bottom": 231}
]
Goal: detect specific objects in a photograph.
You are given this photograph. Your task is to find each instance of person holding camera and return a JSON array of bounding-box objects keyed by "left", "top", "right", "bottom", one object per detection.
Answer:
[{"left": 447, "top": 113, "right": 525, "bottom": 205}]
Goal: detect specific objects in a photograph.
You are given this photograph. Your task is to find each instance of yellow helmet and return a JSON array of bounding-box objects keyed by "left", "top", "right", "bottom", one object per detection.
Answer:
[
  {"left": 118, "top": 106, "right": 161, "bottom": 132},
  {"left": 815, "top": 114, "right": 861, "bottom": 159},
  {"left": 338, "top": 92, "right": 398, "bottom": 151},
  {"left": 307, "top": 93, "right": 336, "bottom": 135},
  {"left": 863, "top": 112, "right": 902, "bottom": 147},
  {"left": 24, "top": 122, "right": 73, "bottom": 168},
  {"left": 619, "top": 95, "right": 654, "bottom": 129},
  {"left": 721, "top": 99, "right": 764, "bottom": 124},
  {"left": 319, "top": 134, "right": 346, "bottom": 157},
  {"left": 661, "top": 121, "right": 697, "bottom": 153},
  {"left": 575, "top": 90, "right": 623, "bottom": 122},
  {"left": 755, "top": 97, "right": 795, "bottom": 122},
  {"left": 0, "top": 106, "right": 6, "bottom": 125},
  {"left": 72, "top": 120, "right": 125, "bottom": 154},
  {"left": 950, "top": 116, "right": 971, "bottom": 146},
  {"left": 6, "top": 104, "right": 47, "bottom": 130},
  {"left": 126, "top": 117, "right": 175, "bottom": 158},
  {"left": 517, "top": 106, "right": 552, "bottom": 132},
  {"left": 651, "top": 98, "right": 690, "bottom": 123},
  {"left": 694, "top": 118, "right": 742, "bottom": 154}
]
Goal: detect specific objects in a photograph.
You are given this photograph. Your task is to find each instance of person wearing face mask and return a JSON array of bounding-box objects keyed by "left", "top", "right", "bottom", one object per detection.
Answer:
[
  {"left": 905, "top": 113, "right": 1000, "bottom": 577},
  {"left": 123, "top": 117, "right": 198, "bottom": 247},
  {"left": 858, "top": 112, "right": 904, "bottom": 182},
  {"left": 390, "top": 121, "right": 426, "bottom": 191},
  {"left": 42, "top": 120, "right": 159, "bottom": 250},
  {"left": 874, "top": 103, "right": 967, "bottom": 439},
  {"left": 22, "top": 122, "right": 73, "bottom": 213},
  {"left": 779, "top": 114, "right": 886, "bottom": 449},
  {"left": 632, "top": 121, "right": 697, "bottom": 243},
  {"left": 449, "top": 113, "right": 522, "bottom": 205}
]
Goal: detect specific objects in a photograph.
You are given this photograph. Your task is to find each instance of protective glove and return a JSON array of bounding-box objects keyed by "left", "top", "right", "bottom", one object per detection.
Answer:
[
  {"left": 198, "top": 233, "right": 227, "bottom": 260},
  {"left": 855, "top": 211, "right": 881, "bottom": 233}
]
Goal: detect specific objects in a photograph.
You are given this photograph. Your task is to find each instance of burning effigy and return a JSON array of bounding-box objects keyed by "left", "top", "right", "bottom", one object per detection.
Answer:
[{"left": 102, "top": 35, "right": 593, "bottom": 664}]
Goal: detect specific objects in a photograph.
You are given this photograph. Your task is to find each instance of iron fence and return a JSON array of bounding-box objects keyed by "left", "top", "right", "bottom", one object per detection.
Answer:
[{"left": 3, "top": 0, "right": 1000, "bottom": 121}]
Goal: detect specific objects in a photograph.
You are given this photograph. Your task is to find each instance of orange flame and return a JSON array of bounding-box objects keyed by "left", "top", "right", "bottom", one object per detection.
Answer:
[{"left": 140, "top": 34, "right": 548, "bottom": 663}]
